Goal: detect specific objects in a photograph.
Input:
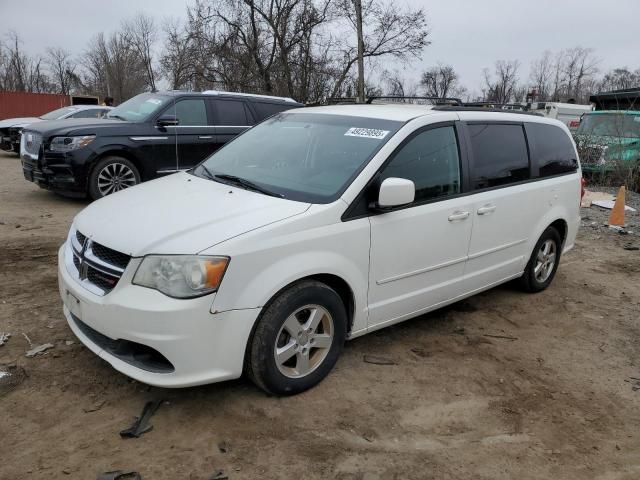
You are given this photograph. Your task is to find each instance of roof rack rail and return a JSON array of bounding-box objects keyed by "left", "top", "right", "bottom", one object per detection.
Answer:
[
  {"left": 366, "top": 96, "right": 463, "bottom": 106},
  {"left": 202, "top": 90, "right": 298, "bottom": 103},
  {"left": 461, "top": 101, "right": 529, "bottom": 110},
  {"left": 432, "top": 105, "right": 542, "bottom": 116}
]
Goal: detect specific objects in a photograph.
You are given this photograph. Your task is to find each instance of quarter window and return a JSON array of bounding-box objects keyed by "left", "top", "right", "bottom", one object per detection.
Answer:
[
  {"left": 213, "top": 99, "right": 249, "bottom": 126},
  {"left": 380, "top": 126, "right": 461, "bottom": 203},
  {"left": 171, "top": 99, "right": 208, "bottom": 126},
  {"left": 526, "top": 123, "right": 577, "bottom": 177},
  {"left": 468, "top": 123, "right": 529, "bottom": 189}
]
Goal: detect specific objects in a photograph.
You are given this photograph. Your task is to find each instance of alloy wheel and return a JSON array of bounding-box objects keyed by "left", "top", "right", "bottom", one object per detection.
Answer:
[
  {"left": 274, "top": 305, "right": 334, "bottom": 378},
  {"left": 97, "top": 163, "right": 137, "bottom": 196},
  {"left": 534, "top": 239, "right": 557, "bottom": 283}
]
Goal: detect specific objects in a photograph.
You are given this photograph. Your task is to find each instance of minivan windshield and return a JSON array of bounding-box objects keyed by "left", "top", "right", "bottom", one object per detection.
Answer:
[
  {"left": 106, "top": 93, "right": 169, "bottom": 122},
  {"left": 40, "top": 106, "right": 77, "bottom": 120},
  {"left": 193, "top": 112, "right": 402, "bottom": 203},
  {"left": 577, "top": 113, "right": 640, "bottom": 138}
]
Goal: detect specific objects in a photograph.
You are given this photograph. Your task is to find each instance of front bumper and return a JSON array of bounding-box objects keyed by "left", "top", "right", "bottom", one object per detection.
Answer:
[
  {"left": 22, "top": 149, "right": 90, "bottom": 195},
  {"left": 58, "top": 245, "right": 260, "bottom": 387}
]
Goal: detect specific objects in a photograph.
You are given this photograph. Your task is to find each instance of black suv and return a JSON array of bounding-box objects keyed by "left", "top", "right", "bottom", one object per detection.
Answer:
[{"left": 21, "top": 91, "right": 303, "bottom": 199}]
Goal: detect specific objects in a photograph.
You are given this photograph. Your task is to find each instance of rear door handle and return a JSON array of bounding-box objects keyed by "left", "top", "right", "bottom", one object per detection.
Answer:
[
  {"left": 448, "top": 211, "right": 470, "bottom": 221},
  {"left": 198, "top": 135, "right": 213, "bottom": 139},
  {"left": 477, "top": 204, "right": 496, "bottom": 215}
]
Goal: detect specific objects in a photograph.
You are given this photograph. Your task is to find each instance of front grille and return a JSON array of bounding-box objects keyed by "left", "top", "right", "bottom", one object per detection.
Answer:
[
  {"left": 579, "top": 144, "right": 605, "bottom": 165},
  {"left": 91, "top": 243, "right": 130, "bottom": 270},
  {"left": 22, "top": 131, "right": 42, "bottom": 156},
  {"left": 70, "top": 229, "right": 131, "bottom": 295}
]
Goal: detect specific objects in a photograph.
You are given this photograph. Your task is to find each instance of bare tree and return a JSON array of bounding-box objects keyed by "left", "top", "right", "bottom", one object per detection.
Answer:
[
  {"left": 529, "top": 50, "right": 553, "bottom": 101},
  {"left": 329, "top": 0, "right": 429, "bottom": 99},
  {"left": 484, "top": 60, "right": 519, "bottom": 103},
  {"left": 562, "top": 46, "right": 599, "bottom": 102},
  {"left": 160, "top": 19, "right": 195, "bottom": 90},
  {"left": 82, "top": 31, "right": 148, "bottom": 103},
  {"left": 599, "top": 67, "right": 640, "bottom": 92},
  {"left": 123, "top": 13, "right": 159, "bottom": 91},
  {"left": 45, "top": 47, "right": 76, "bottom": 95},
  {"left": 420, "top": 64, "right": 465, "bottom": 99}
]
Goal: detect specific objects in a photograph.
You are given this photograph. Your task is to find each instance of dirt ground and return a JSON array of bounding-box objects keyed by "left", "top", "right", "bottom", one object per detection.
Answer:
[{"left": 1, "top": 149, "right": 640, "bottom": 480}]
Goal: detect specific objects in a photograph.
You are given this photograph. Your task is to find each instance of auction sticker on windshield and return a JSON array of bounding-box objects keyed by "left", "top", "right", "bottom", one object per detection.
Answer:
[{"left": 345, "top": 127, "right": 390, "bottom": 139}]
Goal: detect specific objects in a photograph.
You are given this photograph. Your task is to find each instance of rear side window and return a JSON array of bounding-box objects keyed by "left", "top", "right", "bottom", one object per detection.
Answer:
[
  {"left": 526, "top": 123, "right": 578, "bottom": 177},
  {"left": 253, "top": 102, "right": 294, "bottom": 121},
  {"left": 213, "top": 99, "right": 250, "bottom": 126},
  {"left": 172, "top": 99, "right": 208, "bottom": 126},
  {"left": 380, "top": 126, "right": 461, "bottom": 203},
  {"left": 468, "top": 123, "right": 529, "bottom": 190}
]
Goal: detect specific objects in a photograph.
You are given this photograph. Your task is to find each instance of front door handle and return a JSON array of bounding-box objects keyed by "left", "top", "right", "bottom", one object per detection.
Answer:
[
  {"left": 448, "top": 211, "right": 470, "bottom": 222},
  {"left": 477, "top": 204, "right": 496, "bottom": 215},
  {"left": 198, "top": 135, "right": 213, "bottom": 139}
]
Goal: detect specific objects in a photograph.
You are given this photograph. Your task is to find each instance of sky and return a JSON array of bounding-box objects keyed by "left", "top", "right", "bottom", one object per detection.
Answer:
[{"left": 1, "top": 0, "right": 639, "bottom": 96}]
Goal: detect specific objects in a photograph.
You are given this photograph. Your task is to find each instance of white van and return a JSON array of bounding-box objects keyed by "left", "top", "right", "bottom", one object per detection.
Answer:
[
  {"left": 531, "top": 102, "right": 593, "bottom": 131},
  {"left": 58, "top": 105, "right": 582, "bottom": 395}
]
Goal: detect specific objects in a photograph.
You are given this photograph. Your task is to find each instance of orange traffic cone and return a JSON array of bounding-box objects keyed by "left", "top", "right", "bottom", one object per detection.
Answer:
[{"left": 608, "top": 186, "right": 626, "bottom": 226}]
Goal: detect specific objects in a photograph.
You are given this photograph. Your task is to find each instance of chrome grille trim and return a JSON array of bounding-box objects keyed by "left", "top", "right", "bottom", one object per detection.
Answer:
[{"left": 66, "top": 228, "right": 131, "bottom": 296}]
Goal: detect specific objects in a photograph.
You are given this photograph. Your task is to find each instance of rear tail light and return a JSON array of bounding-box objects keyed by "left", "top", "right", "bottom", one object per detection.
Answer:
[{"left": 580, "top": 177, "right": 586, "bottom": 207}]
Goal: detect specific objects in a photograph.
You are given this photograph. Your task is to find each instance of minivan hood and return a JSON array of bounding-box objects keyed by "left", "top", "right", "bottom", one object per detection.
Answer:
[
  {"left": 0, "top": 117, "right": 40, "bottom": 129},
  {"left": 74, "top": 172, "right": 311, "bottom": 256}
]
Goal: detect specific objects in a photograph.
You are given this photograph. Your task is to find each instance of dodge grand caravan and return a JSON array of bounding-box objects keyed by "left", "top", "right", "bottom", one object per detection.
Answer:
[{"left": 59, "top": 105, "right": 581, "bottom": 395}]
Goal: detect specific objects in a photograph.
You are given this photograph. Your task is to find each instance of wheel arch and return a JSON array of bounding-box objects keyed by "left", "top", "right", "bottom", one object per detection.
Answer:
[
  {"left": 252, "top": 273, "right": 357, "bottom": 336},
  {"left": 90, "top": 148, "right": 146, "bottom": 180}
]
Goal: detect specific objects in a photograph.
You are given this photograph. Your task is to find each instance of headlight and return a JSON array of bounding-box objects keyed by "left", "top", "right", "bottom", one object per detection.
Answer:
[
  {"left": 49, "top": 135, "right": 95, "bottom": 152},
  {"left": 133, "top": 255, "right": 229, "bottom": 298}
]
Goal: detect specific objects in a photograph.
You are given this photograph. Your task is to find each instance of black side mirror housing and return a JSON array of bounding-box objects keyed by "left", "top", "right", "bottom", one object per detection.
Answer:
[{"left": 157, "top": 115, "right": 179, "bottom": 127}]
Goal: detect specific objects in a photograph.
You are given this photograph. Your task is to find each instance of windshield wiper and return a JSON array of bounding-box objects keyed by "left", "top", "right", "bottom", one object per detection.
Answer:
[
  {"left": 213, "top": 174, "right": 284, "bottom": 198},
  {"left": 107, "top": 114, "right": 127, "bottom": 121},
  {"left": 199, "top": 165, "right": 216, "bottom": 181}
]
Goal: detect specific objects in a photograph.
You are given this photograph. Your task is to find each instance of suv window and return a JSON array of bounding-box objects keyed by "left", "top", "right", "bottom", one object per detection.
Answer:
[
  {"left": 172, "top": 99, "right": 208, "bottom": 126},
  {"left": 468, "top": 123, "right": 529, "bottom": 189},
  {"left": 213, "top": 99, "right": 250, "bottom": 126},
  {"left": 253, "top": 102, "right": 292, "bottom": 121},
  {"left": 380, "top": 126, "right": 461, "bottom": 203},
  {"left": 526, "top": 123, "right": 577, "bottom": 177}
]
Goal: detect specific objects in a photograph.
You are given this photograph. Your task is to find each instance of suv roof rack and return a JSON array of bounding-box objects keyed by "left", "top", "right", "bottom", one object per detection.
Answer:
[
  {"left": 203, "top": 90, "right": 298, "bottom": 103},
  {"left": 366, "top": 96, "right": 463, "bottom": 106},
  {"left": 432, "top": 105, "right": 541, "bottom": 116},
  {"left": 325, "top": 96, "right": 463, "bottom": 106}
]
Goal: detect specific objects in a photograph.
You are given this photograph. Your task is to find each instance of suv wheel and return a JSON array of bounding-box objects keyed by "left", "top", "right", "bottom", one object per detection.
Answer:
[
  {"left": 89, "top": 156, "right": 140, "bottom": 199},
  {"left": 245, "top": 280, "right": 347, "bottom": 395},
  {"left": 519, "top": 226, "right": 562, "bottom": 293}
]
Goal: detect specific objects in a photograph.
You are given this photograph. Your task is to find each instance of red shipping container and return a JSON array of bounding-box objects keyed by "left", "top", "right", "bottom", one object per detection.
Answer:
[{"left": 0, "top": 91, "right": 70, "bottom": 120}]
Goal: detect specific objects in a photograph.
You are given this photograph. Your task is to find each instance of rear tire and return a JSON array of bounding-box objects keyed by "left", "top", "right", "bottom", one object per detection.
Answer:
[
  {"left": 245, "top": 280, "right": 347, "bottom": 395},
  {"left": 88, "top": 156, "right": 140, "bottom": 200},
  {"left": 519, "top": 226, "right": 562, "bottom": 293}
]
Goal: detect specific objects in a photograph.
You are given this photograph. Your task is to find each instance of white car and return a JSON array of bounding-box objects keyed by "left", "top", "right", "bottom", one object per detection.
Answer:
[
  {"left": 0, "top": 105, "right": 112, "bottom": 153},
  {"left": 58, "top": 105, "right": 581, "bottom": 395}
]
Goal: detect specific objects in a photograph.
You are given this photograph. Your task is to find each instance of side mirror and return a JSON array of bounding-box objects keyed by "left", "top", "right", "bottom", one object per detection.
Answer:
[
  {"left": 377, "top": 177, "right": 415, "bottom": 209},
  {"left": 157, "top": 115, "right": 179, "bottom": 127}
]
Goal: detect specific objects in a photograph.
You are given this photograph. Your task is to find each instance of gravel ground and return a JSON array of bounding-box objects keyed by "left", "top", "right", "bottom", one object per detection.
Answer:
[
  {"left": 2, "top": 151, "right": 640, "bottom": 480},
  {"left": 581, "top": 185, "right": 640, "bottom": 240}
]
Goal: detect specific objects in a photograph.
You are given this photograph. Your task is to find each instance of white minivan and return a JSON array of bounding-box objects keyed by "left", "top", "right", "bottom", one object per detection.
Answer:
[{"left": 58, "top": 105, "right": 581, "bottom": 395}]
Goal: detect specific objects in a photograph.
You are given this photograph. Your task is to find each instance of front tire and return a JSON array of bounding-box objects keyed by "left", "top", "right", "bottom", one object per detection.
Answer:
[
  {"left": 88, "top": 156, "right": 140, "bottom": 200},
  {"left": 519, "top": 226, "right": 562, "bottom": 293},
  {"left": 245, "top": 280, "right": 347, "bottom": 395}
]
